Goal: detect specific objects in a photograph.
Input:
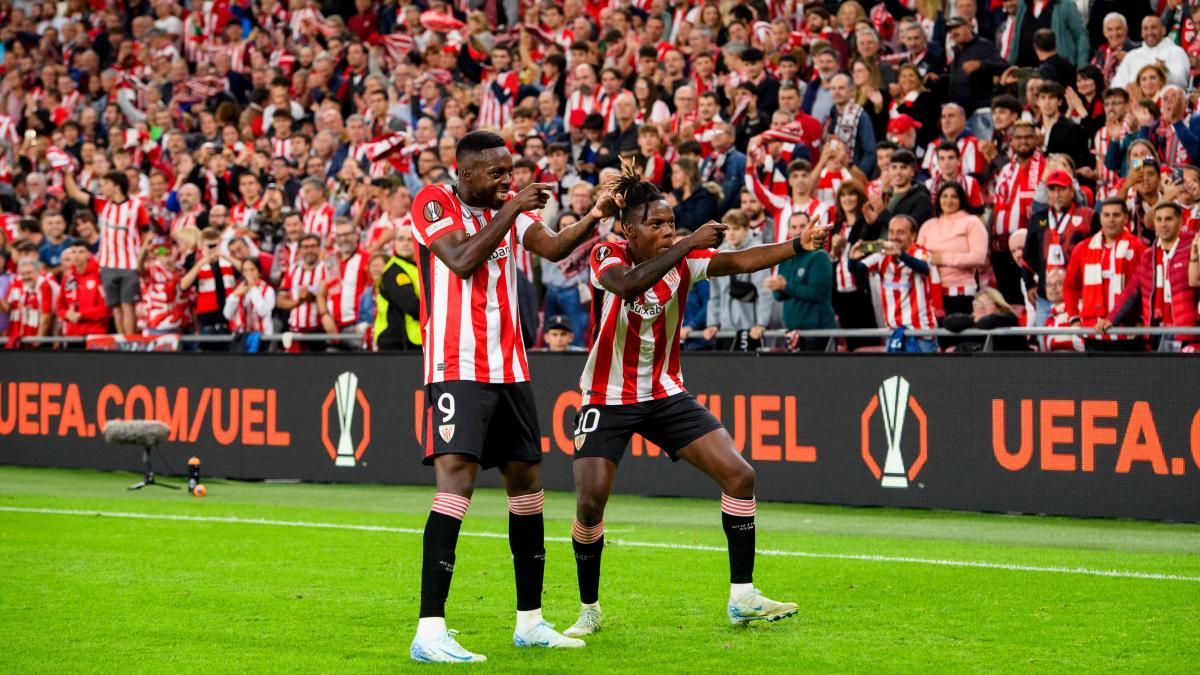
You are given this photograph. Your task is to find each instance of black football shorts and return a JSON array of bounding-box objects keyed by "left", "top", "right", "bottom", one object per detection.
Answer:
[
  {"left": 572, "top": 392, "right": 723, "bottom": 464},
  {"left": 422, "top": 380, "right": 542, "bottom": 469}
]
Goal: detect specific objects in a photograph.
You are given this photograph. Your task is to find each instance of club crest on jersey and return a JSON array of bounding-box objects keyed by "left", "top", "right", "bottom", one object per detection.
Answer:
[
  {"left": 574, "top": 434, "right": 587, "bottom": 451},
  {"left": 424, "top": 200, "right": 445, "bottom": 223},
  {"left": 439, "top": 424, "right": 455, "bottom": 443}
]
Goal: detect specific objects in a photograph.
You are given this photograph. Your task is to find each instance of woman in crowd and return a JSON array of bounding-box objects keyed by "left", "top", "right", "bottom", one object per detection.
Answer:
[
  {"left": 890, "top": 64, "right": 938, "bottom": 148},
  {"left": 941, "top": 287, "right": 1028, "bottom": 352},
  {"left": 224, "top": 258, "right": 276, "bottom": 346},
  {"left": 669, "top": 157, "right": 720, "bottom": 234},
  {"left": 852, "top": 58, "right": 891, "bottom": 144},
  {"left": 917, "top": 182, "right": 989, "bottom": 315},
  {"left": 829, "top": 181, "right": 880, "bottom": 350}
]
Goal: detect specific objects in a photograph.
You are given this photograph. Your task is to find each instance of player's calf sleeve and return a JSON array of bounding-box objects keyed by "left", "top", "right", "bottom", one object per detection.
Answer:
[
  {"left": 508, "top": 490, "right": 546, "bottom": 612},
  {"left": 720, "top": 494, "right": 756, "bottom": 584},
  {"left": 419, "top": 493, "right": 470, "bottom": 618},
  {"left": 571, "top": 520, "right": 605, "bottom": 605}
]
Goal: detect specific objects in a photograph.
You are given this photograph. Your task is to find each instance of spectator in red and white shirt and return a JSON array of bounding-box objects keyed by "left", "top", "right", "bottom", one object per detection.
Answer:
[
  {"left": 224, "top": 258, "right": 276, "bottom": 338},
  {"left": 62, "top": 170, "right": 149, "bottom": 336},
  {"left": 2, "top": 258, "right": 54, "bottom": 348},
  {"left": 138, "top": 242, "right": 184, "bottom": 336},
  {"left": 848, "top": 215, "right": 942, "bottom": 352},
  {"left": 57, "top": 243, "right": 110, "bottom": 337},
  {"left": 179, "top": 228, "right": 237, "bottom": 347},
  {"left": 325, "top": 217, "right": 372, "bottom": 332},
  {"left": 300, "top": 179, "right": 337, "bottom": 244},
  {"left": 924, "top": 142, "right": 985, "bottom": 213},
  {"left": 171, "top": 183, "right": 208, "bottom": 233},
  {"left": 277, "top": 233, "right": 337, "bottom": 347},
  {"left": 271, "top": 213, "right": 305, "bottom": 287}
]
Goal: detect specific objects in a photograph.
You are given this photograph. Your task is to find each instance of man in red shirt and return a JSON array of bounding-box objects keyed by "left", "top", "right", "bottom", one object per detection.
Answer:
[
  {"left": 1099, "top": 201, "right": 1198, "bottom": 348},
  {"left": 2, "top": 258, "right": 54, "bottom": 348},
  {"left": 57, "top": 243, "right": 111, "bottom": 338},
  {"left": 325, "top": 217, "right": 371, "bottom": 333},
  {"left": 1063, "top": 198, "right": 1147, "bottom": 351}
]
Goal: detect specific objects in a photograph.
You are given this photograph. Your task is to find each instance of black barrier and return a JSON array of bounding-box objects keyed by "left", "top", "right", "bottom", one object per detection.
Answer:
[{"left": 1, "top": 352, "right": 1198, "bottom": 522}]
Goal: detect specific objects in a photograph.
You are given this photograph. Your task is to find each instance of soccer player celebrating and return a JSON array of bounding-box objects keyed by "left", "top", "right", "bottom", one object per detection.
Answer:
[
  {"left": 407, "top": 131, "right": 619, "bottom": 663},
  {"left": 564, "top": 160, "right": 829, "bottom": 637}
]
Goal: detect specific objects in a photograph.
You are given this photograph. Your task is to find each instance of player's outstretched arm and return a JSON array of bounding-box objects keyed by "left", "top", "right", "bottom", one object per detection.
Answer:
[
  {"left": 430, "top": 182, "right": 552, "bottom": 278},
  {"left": 708, "top": 223, "right": 830, "bottom": 277},
  {"left": 599, "top": 222, "right": 726, "bottom": 300},
  {"left": 523, "top": 188, "right": 624, "bottom": 262}
]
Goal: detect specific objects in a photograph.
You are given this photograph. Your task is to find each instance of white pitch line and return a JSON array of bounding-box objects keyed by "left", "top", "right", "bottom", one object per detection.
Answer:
[{"left": 2, "top": 506, "right": 1197, "bottom": 583}]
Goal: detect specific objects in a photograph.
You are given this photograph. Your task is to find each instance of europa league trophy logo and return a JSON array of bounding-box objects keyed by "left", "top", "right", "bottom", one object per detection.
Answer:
[
  {"left": 333, "top": 371, "right": 360, "bottom": 467},
  {"left": 878, "top": 376, "right": 911, "bottom": 488}
]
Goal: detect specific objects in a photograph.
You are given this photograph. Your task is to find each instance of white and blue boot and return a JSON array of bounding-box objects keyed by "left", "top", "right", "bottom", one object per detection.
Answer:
[
  {"left": 410, "top": 626, "right": 487, "bottom": 663},
  {"left": 728, "top": 588, "right": 799, "bottom": 625}
]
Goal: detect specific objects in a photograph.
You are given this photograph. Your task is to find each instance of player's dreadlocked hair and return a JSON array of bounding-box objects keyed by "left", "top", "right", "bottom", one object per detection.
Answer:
[{"left": 601, "top": 156, "right": 665, "bottom": 226}]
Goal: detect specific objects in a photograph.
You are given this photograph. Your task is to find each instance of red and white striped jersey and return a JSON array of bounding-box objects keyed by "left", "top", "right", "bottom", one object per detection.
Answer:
[
  {"left": 992, "top": 152, "right": 1045, "bottom": 237},
  {"left": 5, "top": 276, "right": 54, "bottom": 343},
  {"left": 921, "top": 134, "right": 984, "bottom": 179},
  {"left": 596, "top": 88, "right": 633, "bottom": 132},
  {"left": 565, "top": 90, "right": 598, "bottom": 133},
  {"left": 581, "top": 240, "right": 716, "bottom": 405},
  {"left": 93, "top": 196, "right": 149, "bottom": 270},
  {"left": 140, "top": 260, "right": 182, "bottom": 331},
  {"left": 171, "top": 207, "right": 205, "bottom": 234},
  {"left": 271, "top": 137, "right": 295, "bottom": 160},
  {"left": 478, "top": 70, "right": 520, "bottom": 130},
  {"left": 859, "top": 246, "right": 942, "bottom": 330},
  {"left": 815, "top": 167, "right": 853, "bottom": 205},
  {"left": 744, "top": 169, "right": 829, "bottom": 244},
  {"left": 1043, "top": 303, "right": 1084, "bottom": 352},
  {"left": 230, "top": 197, "right": 265, "bottom": 231},
  {"left": 409, "top": 183, "right": 538, "bottom": 385},
  {"left": 303, "top": 202, "right": 336, "bottom": 242},
  {"left": 1, "top": 213, "right": 21, "bottom": 242},
  {"left": 924, "top": 173, "right": 985, "bottom": 210},
  {"left": 281, "top": 262, "right": 329, "bottom": 330},
  {"left": 325, "top": 249, "right": 371, "bottom": 327},
  {"left": 367, "top": 212, "right": 410, "bottom": 256},
  {"left": 194, "top": 259, "right": 237, "bottom": 317}
]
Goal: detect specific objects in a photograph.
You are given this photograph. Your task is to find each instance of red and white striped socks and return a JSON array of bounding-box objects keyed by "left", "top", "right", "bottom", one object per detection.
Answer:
[
  {"left": 721, "top": 493, "right": 757, "bottom": 518},
  {"left": 571, "top": 520, "right": 604, "bottom": 544},
  {"left": 431, "top": 492, "right": 471, "bottom": 520},
  {"left": 508, "top": 490, "right": 545, "bottom": 516}
]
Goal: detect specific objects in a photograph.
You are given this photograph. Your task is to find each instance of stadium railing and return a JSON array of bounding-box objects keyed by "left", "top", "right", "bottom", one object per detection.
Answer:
[{"left": 18, "top": 326, "right": 1200, "bottom": 351}]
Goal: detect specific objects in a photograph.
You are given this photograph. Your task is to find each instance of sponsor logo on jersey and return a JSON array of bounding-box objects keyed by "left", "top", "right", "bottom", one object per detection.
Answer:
[
  {"left": 625, "top": 299, "right": 665, "bottom": 317},
  {"left": 488, "top": 245, "right": 511, "bottom": 261}
]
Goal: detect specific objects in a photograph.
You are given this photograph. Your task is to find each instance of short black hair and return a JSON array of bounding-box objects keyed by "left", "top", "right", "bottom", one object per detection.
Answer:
[
  {"left": 547, "top": 142, "right": 570, "bottom": 155},
  {"left": 891, "top": 149, "right": 918, "bottom": 166},
  {"left": 582, "top": 113, "right": 606, "bottom": 131},
  {"left": 456, "top": 130, "right": 507, "bottom": 164},
  {"left": 740, "top": 47, "right": 765, "bottom": 63},
  {"left": 638, "top": 45, "right": 657, "bottom": 59},
  {"left": 103, "top": 170, "right": 130, "bottom": 197},
  {"left": 1038, "top": 81, "right": 1065, "bottom": 101},
  {"left": 513, "top": 157, "right": 536, "bottom": 171},
  {"left": 1102, "top": 87, "right": 1130, "bottom": 102},
  {"left": 1099, "top": 196, "right": 1129, "bottom": 215},
  {"left": 935, "top": 141, "right": 960, "bottom": 157},
  {"left": 876, "top": 140, "right": 899, "bottom": 152},
  {"left": 991, "top": 94, "right": 1022, "bottom": 114}
]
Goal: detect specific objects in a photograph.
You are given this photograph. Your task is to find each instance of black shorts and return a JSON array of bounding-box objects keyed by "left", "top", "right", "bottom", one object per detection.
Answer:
[
  {"left": 572, "top": 392, "right": 723, "bottom": 465},
  {"left": 422, "top": 380, "right": 542, "bottom": 469}
]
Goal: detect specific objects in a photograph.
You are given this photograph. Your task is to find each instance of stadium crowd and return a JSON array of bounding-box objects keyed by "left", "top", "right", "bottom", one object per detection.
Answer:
[{"left": 2, "top": 0, "right": 1200, "bottom": 353}]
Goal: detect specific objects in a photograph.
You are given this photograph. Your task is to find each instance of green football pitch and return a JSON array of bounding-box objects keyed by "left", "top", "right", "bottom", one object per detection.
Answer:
[{"left": 1, "top": 466, "right": 1197, "bottom": 673}]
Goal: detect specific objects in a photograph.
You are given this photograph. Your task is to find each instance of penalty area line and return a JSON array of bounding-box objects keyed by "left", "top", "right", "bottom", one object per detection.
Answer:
[{"left": 1, "top": 505, "right": 1197, "bottom": 583}]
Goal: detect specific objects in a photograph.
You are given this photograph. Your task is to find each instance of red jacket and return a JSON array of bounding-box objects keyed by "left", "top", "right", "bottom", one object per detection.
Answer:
[
  {"left": 57, "top": 258, "right": 110, "bottom": 336},
  {"left": 1109, "top": 231, "right": 1199, "bottom": 337}
]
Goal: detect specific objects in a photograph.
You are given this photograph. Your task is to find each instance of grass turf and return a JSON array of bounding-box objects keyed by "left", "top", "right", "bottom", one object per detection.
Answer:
[{"left": 0, "top": 466, "right": 1197, "bottom": 673}]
